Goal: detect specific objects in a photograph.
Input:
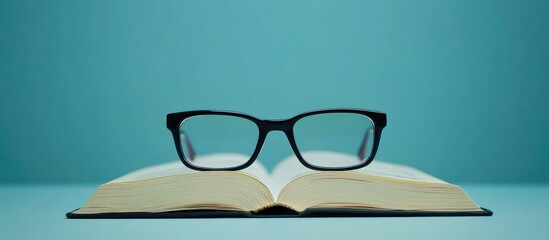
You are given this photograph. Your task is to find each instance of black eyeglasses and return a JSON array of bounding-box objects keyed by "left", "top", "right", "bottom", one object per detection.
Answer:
[{"left": 166, "top": 109, "right": 387, "bottom": 171}]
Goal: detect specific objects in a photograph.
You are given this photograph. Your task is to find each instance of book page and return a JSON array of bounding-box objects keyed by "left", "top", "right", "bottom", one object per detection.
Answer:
[
  {"left": 270, "top": 151, "right": 445, "bottom": 198},
  {"left": 111, "top": 153, "right": 271, "bottom": 185}
]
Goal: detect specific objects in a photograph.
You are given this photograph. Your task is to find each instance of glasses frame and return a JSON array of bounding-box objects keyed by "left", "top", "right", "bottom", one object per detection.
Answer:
[{"left": 167, "top": 109, "right": 387, "bottom": 171}]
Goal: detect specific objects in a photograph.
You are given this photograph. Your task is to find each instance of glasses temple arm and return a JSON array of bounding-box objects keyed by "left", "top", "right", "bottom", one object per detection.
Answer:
[
  {"left": 180, "top": 131, "right": 196, "bottom": 161},
  {"left": 357, "top": 127, "right": 373, "bottom": 160}
]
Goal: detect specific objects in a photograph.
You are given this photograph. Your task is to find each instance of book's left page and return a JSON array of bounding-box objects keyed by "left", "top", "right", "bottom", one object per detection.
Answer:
[
  {"left": 111, "top": 153, "right": 271, "bottom": 183},
  {"left": 73, "top": 154, "right": 275, "bottom": 215}
]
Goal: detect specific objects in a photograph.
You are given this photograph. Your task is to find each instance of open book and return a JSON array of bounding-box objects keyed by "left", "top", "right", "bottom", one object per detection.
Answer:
[{"left": 67, "top": 152, "right": 491, "bottom": 218}]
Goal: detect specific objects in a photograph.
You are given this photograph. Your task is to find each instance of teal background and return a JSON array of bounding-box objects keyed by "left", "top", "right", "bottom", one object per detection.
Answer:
[{"left": 1, "top": 0, "right": 547, "bottom": 183}]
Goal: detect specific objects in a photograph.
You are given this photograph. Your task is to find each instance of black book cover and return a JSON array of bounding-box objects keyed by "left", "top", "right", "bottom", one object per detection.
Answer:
[{"left": 66, "top": 206, "right": 493, "bottom": 218}]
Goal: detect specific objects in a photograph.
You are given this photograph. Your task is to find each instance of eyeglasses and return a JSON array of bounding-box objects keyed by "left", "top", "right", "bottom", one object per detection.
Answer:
[{"left": 166, "top": 109, "right": 387, "bottom": 171}]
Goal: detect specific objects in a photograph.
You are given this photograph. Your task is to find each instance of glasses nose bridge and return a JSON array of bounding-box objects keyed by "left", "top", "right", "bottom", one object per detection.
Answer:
[{"left": 262, "top": 119, "right": 292, "bottom": 133}]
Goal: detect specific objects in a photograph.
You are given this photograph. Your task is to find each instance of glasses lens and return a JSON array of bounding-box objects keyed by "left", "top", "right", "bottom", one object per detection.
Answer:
[
  {"left": 293, "top": 113, "right": 375, "bottom": 168},
  {"left": 179, "top": 115, "right": 259, "bottom": 169}
]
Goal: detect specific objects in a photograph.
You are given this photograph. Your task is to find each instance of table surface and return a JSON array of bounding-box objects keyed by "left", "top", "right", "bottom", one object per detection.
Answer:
[{"left": 0, "top": 184, "right": 548, "bottom": 240}]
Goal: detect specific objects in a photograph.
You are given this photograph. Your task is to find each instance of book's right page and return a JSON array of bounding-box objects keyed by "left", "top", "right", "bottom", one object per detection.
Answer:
[
  {"left": 271, "top": 150, "right": 445, "bottom": 195},
  {"left": 269, "top": 151, "right": 491, "bottom": 217}
]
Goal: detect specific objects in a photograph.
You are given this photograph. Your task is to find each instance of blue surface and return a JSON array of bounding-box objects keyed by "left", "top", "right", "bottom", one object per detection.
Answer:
[
  {"left": 1, "top": 0, "right": 548, "bottom": 183},
  {"left": 1, "top": 184, "right": 548, "bottom": 240}
]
